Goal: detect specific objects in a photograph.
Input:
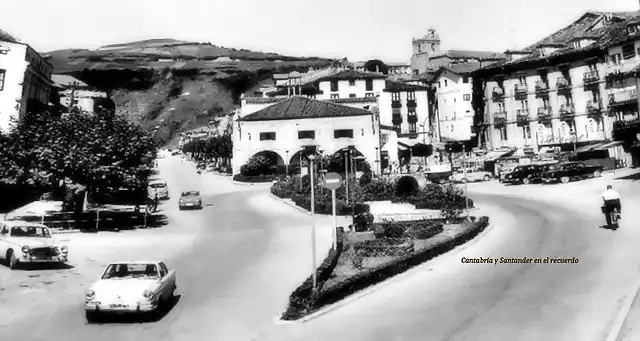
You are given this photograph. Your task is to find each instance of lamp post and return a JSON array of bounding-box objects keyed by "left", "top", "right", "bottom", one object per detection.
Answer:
[
  {"left": 308, "top": 154, "right": 318, "bottom": 290},
  {"left": 318, "top": 150, "right": 324, "bottom": 196},
  {"left": 344, "top": 149, "right": 349, "bottom": 205},
  {"left": 462, "top": 144, "right": 470, "bottom": 221},
  {"left": 299, "top": 151, "right": 303, "bottom": 191},
  {"left": 285, "top": 150, "right": 289, "bottom": 177}
]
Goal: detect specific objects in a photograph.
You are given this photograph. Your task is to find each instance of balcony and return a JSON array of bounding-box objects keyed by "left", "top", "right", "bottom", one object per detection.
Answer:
[
  {"left": 407, "top": 99, "right": 416, "bottom": 108},
  {"left": 514, "top": 84, "right": 528, "bottom": 99},
  {"left": 391, "top": 100, "right": 402, "bottom": 109},
  {"left": 586, "top": 100, "right": 603, "bottom": 118},
  {"left": 407, "top": 114, "right": 418, "bottom": 124},
  {"left": 608, "top": 88, "right": 638, "bottom": 107},
  {"left": 534, "top": 80, "right": 550, "bottom": 97},
  {"left": 491, "top": 87, "right": 505, "bottom": 101},
  {"left": 392, "top": 113, "right": 402, "bottom": 125},
  {"left": 493, "top": 111, "right": 507, "bottom": 127},
  {"left": 583, "top": 71, "right": 600, "bottom": 87},
  {"left": 556, "top": 77, "right": 572, "bottom": 94},
  {"left": 605, "top": 62, "right": 637, "bottom": 82},
  {"left": 537, "top": 107, "right": 552, "bottom": 123},
  {"left": 559, "top": 104, "right": 576, "bottom": 121},
  {"left": 516, "top": 109, "right": 530, "bottom": 126}
]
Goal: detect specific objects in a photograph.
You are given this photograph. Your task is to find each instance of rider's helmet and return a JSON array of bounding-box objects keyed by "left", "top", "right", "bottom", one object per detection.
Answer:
[{"left": 607, "top": 185, "right": 613, "bottom": 190}]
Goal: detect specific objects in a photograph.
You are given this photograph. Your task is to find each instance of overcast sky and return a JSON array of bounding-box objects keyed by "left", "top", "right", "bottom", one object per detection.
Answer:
[{"left": 1, "top": 0, "right": 638, "bottom": 62}]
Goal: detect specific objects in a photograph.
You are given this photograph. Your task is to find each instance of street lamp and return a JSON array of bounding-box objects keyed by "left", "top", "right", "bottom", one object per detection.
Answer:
[
  {"left": 307, "top": 154, "right": 318, "bottom": 290},
  {"left": 285, "top": 150, "right": 289, "bottom": 177}
]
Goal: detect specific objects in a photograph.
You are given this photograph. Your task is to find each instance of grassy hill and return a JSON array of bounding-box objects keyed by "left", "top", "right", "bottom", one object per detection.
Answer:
[{"left": 44, "top": 39, "right": 334, "bottom": 143}]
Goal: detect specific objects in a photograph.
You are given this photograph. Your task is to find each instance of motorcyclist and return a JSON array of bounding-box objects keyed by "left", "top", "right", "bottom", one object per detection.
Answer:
[{"left": 602, "top": 185, "right": 621, "bottom": 222}]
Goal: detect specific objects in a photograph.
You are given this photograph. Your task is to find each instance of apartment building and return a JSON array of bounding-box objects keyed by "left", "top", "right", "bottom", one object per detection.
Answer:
[
  {"left": 473, "top": 11, "right": 639, "bottom": 153},
  {"left": 431, "top": 64, "right": 479, "bottom": 142},
  {"left": 0, "top": 30, "right": 53, "bottom": 132},
  {"left": 52, "top": 74, "right": 107, "bottom": 114}
]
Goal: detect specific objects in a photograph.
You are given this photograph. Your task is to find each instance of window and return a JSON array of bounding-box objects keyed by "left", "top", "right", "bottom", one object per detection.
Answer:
[
  {"left": 438, "top": 81, "right": 441, "bottom": 88},
  {"left": 259, "top": 132, "right": 276, "bottom": 141},
  {"left": 520, "top": 99, "right": 529, "bottom": 109},
  {"left": 365, "top": 92, "right": 375, "bottom": 98},
  {"left": 333, "top": 129, "right": 354, "bottom": 139},
  {"left": 622, "top": 44, "right": 636, "bottom": 60},
  {"left": 349, "top": 80, "right": 356, "bottom": 86},
  {"left": 365, "top": 79, "right": 373, "bottom": 91},
  {"left": 330, "top": 94, "right": 339, "bottom": 99},
  {"left": 499, "top": 126, "right": 508, "bottom": 141},
  {"left": 463, "top": 76, "right": 469, "bottom": 83},
  {"left": 497, "top": 102, "right": 505, "bottom": 112},
  {"left": 349, "top": 93, "right": 356, "bottom": 98},
  {"left": 407, "top": 91, "right": 415, "bottom": 100},
  {"left": 612, "top": 53, "right": 622, "bottom": 65},
  {"left": 463, "top": 94, "right": 471, "bottom": 101},
  {"left": 297, "top": 130, "right": 315, "bottom": 139},
  {"left": 391, "top": 92, "right": 400, "bottom": 101},
  {"left": 330, "top": 80, "right": 338, "bottom": 92},
  {"left": 444, "top": 80, "right": 448, "bottom": 86},
  {"left": 0, "top": 69, "right": 5, "bottom": 91},
  {"left": 393, "top": 123, "right": 401, "bottom": 131},
  {"left": 522, "top": 125, "right": 531, "bottom": 139},
  {"left": 409, "top": 123, "right": 417, "bottom": 133}
]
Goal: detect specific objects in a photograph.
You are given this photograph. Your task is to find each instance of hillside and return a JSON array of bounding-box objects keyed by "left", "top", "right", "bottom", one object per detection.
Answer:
[{"left": 44, "top": 39, "right": 334, "bottom": 143}]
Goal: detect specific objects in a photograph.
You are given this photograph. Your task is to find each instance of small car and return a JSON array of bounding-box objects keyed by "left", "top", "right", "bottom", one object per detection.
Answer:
[
  {"left": 450, "top": 169, "right": 492, "bottom": 183},
  {"left": 148, "top": 181, "right": 169, "bottom": 200},
  {"left": 0, "top": 221, "right": 69, "bottom": 269},
  {"left": 179, "top": 191, "right": 202, "bottom": 210},
  {"left": 502, "top": 164, "right": 546, "bottom": 185},
  {"left": 541, "top": 161, "right": 604, "bottom": 184},
  {"left": 84, "top": 260, "right": 177, "bottom": 322}
]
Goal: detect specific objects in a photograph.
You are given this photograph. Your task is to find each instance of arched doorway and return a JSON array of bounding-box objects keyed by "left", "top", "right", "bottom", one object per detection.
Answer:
[
  {"left": 289, "top": 147, "right": 318, "bottom": 175},
  {"left": 242, "top": 150, "right": 286, "bottom": 176},
  {"left": 326, "top": 147, "right": 370, "bottom": 176}
]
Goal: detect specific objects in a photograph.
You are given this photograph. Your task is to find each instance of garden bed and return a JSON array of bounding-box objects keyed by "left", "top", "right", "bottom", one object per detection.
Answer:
[{"left": 281, "top": 216, "right": 490, "bottom": 320}]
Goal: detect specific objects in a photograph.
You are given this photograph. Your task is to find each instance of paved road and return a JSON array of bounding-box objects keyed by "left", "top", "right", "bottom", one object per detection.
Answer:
[
  {"left": 1, "top": 155, "right": 344, "bottom": 341},
  {"left": 257, "top": 173, "right": 640, "bottom": 341}
]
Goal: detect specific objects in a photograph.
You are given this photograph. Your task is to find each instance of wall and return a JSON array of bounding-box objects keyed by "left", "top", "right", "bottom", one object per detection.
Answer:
[
  {"left": 0, "top": 41, "right": 27, "bottom": 132},
  {"left": 378, "top": 89, "right": 431, "bottom": 141},
  {"left": 232, "top": 115, "right": 380, "bottom": 175},
  {"left": 59, "top": 89, "right": 108, "bottom": 113},
  {"left": 436, "top": 72, "right": 474, "bottom": 141},
  {"left": 484, "top": 58, "right": 611, "bottom": 150},
  {"left": 317, "top": 78, "right": 385, "bottom": 99},
  {"left": 20, "top": 46, "right": 53, "bottom": 117}
]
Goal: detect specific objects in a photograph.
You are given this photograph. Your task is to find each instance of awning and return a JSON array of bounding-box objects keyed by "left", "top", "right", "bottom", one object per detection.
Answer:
[
  {"left": 397, "top": 138, "right": 420, "bottom": 148},
  {"left": 574, "top": 141, "right": 607, "bottom": 153},
  {"left": 483, "top": 150, "right": 514, "bottom": 161},
  {"left": 593, "top": 140, "right": 624, "bottom": 150}
]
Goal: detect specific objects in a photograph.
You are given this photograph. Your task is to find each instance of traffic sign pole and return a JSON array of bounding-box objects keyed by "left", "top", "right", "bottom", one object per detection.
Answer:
[
  {"left": 322, "top": 172, "right": 344, "bottom": 249},
  {"left": 332, "top": 189, "right": 337, "bottom": 249}
]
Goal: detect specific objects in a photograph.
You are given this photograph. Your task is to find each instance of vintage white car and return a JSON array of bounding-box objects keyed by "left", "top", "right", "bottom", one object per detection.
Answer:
[
  {"left": 84, "top": 260, "right": 177, "bottom": 322},
  {"left": 450, "top": 169, "right": 493, "bottom": 183},
  {"left": 0, "top": 221, "right": 69, "bottom": 269}
]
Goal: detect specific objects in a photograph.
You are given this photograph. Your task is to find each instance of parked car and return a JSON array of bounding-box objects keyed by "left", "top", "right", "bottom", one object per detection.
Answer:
[
  {"left": 178, "top": 191, "right": 203, "bottom": 210},
  {"left": 540, "top": 161, "right": 603, "bottom": 184},
  {"left": 450, "top": 169, "right": 492, "bottom": 183},
  {"left": 0, "top": 221, "right": 69, "bottom": 269},
  {"left": 148, "top": 181, "right": 169, "bottom": 200},
  {"left": 502, "top": 164, "right": 546, "bottom": 185},
  {"left": 84, "top": 260, "right": 177, "bottom": 322}
]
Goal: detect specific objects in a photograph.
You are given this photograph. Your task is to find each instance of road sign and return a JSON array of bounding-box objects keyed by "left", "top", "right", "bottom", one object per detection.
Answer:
[{"left": 322, "top": 172, "right": 343, "bottom": 190}]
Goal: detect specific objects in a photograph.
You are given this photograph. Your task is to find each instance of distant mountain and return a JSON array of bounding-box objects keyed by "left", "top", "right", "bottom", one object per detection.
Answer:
[{"left": 44, "top": 39, "right": 334, "bottom": 144}]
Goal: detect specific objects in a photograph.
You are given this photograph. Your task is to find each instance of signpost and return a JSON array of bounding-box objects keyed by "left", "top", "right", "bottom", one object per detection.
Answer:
[{"left": 322, "top": 172, "right": 344, "bottom": 248}]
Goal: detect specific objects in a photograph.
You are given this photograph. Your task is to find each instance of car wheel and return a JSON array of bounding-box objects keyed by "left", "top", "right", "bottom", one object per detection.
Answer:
[
  {"left": 483, "top": 175, "right": 491, "bottom": 181},
  {"left": 593, "top": 170, "right": 602, "bottom": 177},
  {"left": 523, "top": 177, "right": 531, "bottom": 185},
  {"left": 560, "top": 176, "right": 570, "bottom": 184},
  {"left": 7, "top": 250, "right": 18, "bottom": 269},
  {"left": 85, "top": 311, "right": 99, "bottom": 323}
]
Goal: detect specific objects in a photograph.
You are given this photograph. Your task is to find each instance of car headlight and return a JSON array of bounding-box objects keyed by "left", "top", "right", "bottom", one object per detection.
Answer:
[
  {"left": 61, "top": 246, "right": 68, "bottom": 254},
  {"left": 21, "top": 245, "right": 30, "bottom": 253},
  {"left": 85, "top": 290, "right": 96, "bottom": 300},
  {"left": 143, "top": 289, "right": 154, "bottom": 299}
]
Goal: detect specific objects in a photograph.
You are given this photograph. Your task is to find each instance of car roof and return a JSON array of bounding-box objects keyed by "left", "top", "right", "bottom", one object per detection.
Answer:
[
  {"left": 182, "top": 190, "right": 200, "bottom": 194},
  {"left": 1, "top": 220, "right": 49, "bottom": 228},
  {"left": 108, "top": 260, "right": 161, "bottom": 265},
  {"left": 149, "top": 180, "right": 166, "bottom": 185}
]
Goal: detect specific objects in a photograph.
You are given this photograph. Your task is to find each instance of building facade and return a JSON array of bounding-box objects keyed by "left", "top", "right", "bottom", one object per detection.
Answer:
[
  {"left": 232, "top": 96, "right": 381, "bottom": 175},
  {"left": 474, "top": 11, "right": 640, "bottom": 156},
  {"left": 432, "top": 65, "right": 478, "bottom": 142},
  {"left": 315, "top": 70, "right": 386, "bottom": 110},
  {"left": 0, "top": 32, "right": 53, "bottom": 132},
  {"left": 52, "top": 74, "right": 108, "bottom": 114}
]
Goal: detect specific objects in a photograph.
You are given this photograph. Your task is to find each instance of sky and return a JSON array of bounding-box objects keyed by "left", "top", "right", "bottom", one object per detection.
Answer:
[{"left": 1, "top": 0, "right": 639, "bottom": 63}]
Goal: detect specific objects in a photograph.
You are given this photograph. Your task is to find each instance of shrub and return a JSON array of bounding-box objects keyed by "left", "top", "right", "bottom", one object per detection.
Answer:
[
  {"left": 361, "top": 178, "right": 395, "bottom": 202},
  {"left": 271, "top": 180, "right": 295, "bottom": 198},
  {"left": 358, "top": 173, "right": 373, "bottom": 186},
  {"left": 353, "top": 212, "right": 374, "bottom": 232},
  {"left": 240, "top": 155, "right": 277, "bottom": 176},
  {"left": 233, "top": 174, "right": 277, "bottom": 183},
  {"left": 355, "top": 238, "right": 414, "bottom": 257},
  {"left": 371, "top": 220, "right": 406, "bottom": 238}
]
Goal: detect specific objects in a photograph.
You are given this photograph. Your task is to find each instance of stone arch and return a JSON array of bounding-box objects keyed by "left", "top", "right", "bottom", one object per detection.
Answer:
[
  {"left": 325, "top": 147, "right": 368, "bottom": 174},
  {"left": 242, "top": 149, "right": 286, "bottom": 175}
]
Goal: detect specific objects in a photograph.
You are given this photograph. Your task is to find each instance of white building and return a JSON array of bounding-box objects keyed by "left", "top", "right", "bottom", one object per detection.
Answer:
[
  {"left": 232, "top": 96, "right": 381, "bottom": 175},
  {"left": 315, "top": 70, "right": 386, "bottom": 110},
  {"left": 432, "top": 64, "right": 478, "bottom": 142},
  {"left": 0, "top": 30, "right": 53, "bottom": 132},
  {"left": 52, "top": 74, "right": 108, "bottom": 114}
]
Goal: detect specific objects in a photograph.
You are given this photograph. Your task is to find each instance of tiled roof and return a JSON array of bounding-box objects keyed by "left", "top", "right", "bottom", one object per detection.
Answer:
[
  {"left": 475, "top": 11, "right": 640, "bottom": 74},
  {"left": 430, "top": 50, "right": 506, "bottom": 60},
  {"left": 238, "top": 96, "right": 372, "bottom": 122},
  {"left": 411, "top": 72, "right": 437, "bottom": 82},
  {"left": 441, "top": 62, "right": 484, "bottom": 75},
  {"left": 52, "top": 74, "right": 88, "bottom": 87},
  {"left": 0, "top": 29, "right": 19, "bottom": 43},
  {"left": 315, "top": 70, "right": 387, "bottom": 82},
  {"left": 383, "top": 80, "right": 430, "bottom": 92}
]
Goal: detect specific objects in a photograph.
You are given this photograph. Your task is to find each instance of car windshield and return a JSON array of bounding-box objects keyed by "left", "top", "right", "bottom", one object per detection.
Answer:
[
  {"left": 101, "top": 263, "right": 159, "bottom": 280},
  {"left": 181, "top": 191, "right": 200, "bottom": 197},
  {"left": 150, "top": 183, "right": 166, "bottom": 189},
  {"left": 10, "top": 226, "right": 51, "bottom": 238}
]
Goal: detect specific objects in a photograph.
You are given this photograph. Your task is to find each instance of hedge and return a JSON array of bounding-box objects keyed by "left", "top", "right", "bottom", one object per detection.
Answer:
[
  {"left": 372, "top": 219, "right": 444, "bottom": 240},
  {"left": 281, "top": 227, "right": 345, "bottom": 320},
  {"left": 232, "top": 174, "right": 278, "bottom": 183},
  {"left": 281, "top": 216, "right": 490, "bottom": 320},
  {"left": 355, "top": 238, "right": 414, "bottom": 257}
]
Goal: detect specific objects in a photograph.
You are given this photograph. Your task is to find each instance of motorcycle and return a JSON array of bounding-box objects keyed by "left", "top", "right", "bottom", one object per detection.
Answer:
[{"left": 601, "top": 205, "right": 621, "bottom": 228}]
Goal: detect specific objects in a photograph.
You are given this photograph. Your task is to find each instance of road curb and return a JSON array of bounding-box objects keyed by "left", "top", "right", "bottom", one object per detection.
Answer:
[
  {"left": 604, "top": 277, "right": 640, "bottom": 341},
  {"left": 268, "top": 193, "right": 312, "bottom": 215},
  {"left": 233, "top": 181, "right": 274, "bottom": 186},
  {"left": 275, "top": 221, "right": 495, "bottom": 325}
]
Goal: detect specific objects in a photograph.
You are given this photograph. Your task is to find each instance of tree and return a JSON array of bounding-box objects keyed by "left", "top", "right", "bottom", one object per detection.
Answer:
[{"left": 181, "top": 134, "right": 233, "bottom": 170}]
